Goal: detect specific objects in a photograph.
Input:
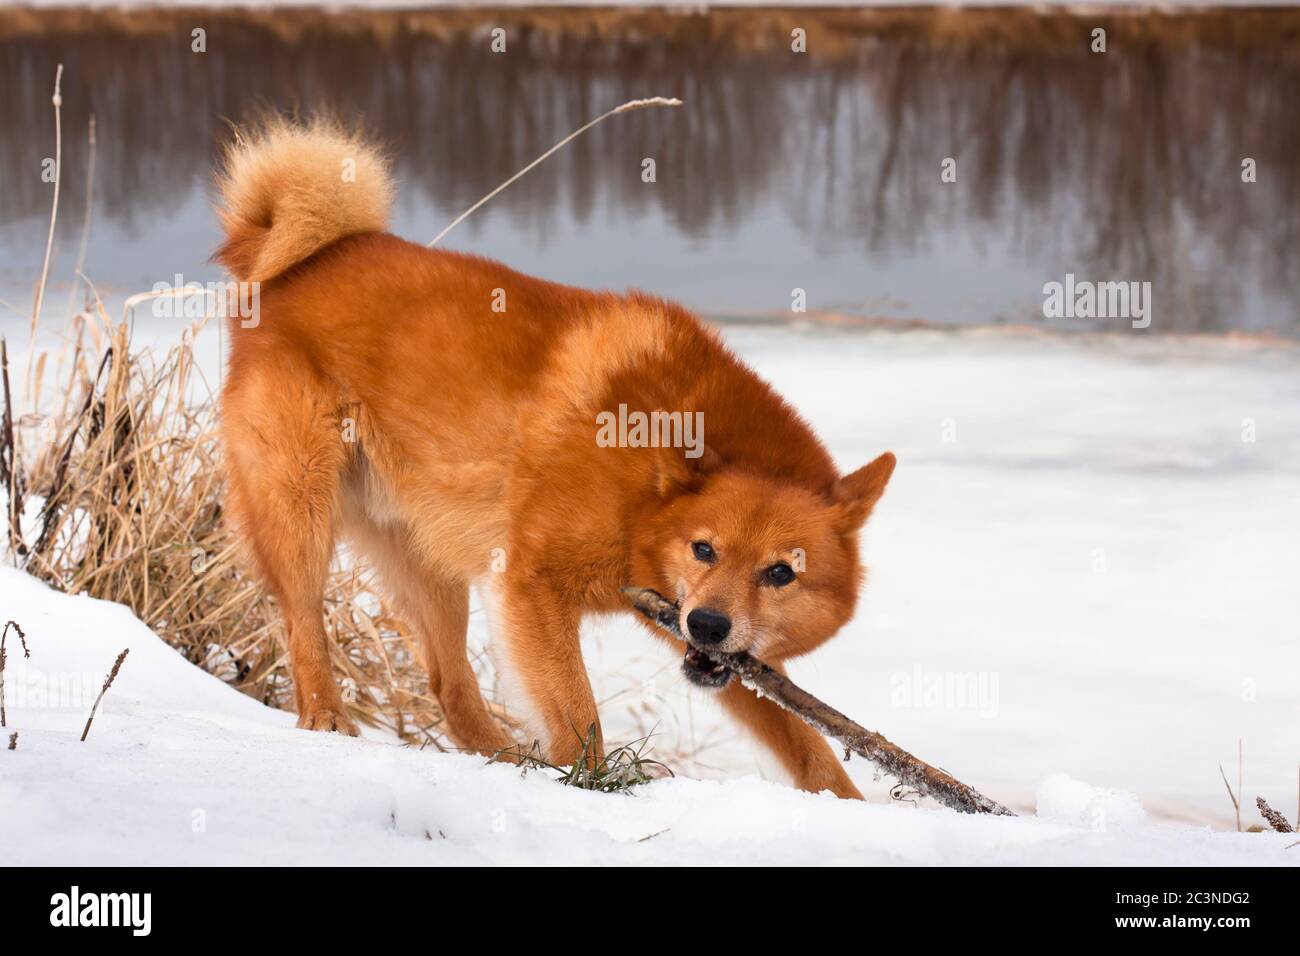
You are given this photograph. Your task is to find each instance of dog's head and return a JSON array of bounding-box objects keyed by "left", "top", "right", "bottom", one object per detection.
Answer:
[{"left": 634, "top": 451, "right": 895, "bottom": 688}]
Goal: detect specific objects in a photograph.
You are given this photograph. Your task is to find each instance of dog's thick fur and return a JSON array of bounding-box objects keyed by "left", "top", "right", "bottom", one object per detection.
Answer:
[{"left": 215, "top": 119, "right": 894, "bottom": 799}]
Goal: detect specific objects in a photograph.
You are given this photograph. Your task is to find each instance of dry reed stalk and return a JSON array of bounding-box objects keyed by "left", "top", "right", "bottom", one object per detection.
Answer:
[
  {"left": 29, "top": 63, "right": 64, "bottom": 369},
  {"left": 7, "top": 731, "right": 15, "bottom": 750},
  {"left": 1, "top": 339, "right": 22, "bottom": 555},
  {"left": 1219, "top": 739, "right": 1243, "bottom": 832},
  {"left": 0, "top": 619, "right": 30, "bottom": 727},
  {"left": 80, "top": 647, "right": 127, "bottom": 741},
  {"left": 429, "top": 96, "right": 681, "bottom": 247}
]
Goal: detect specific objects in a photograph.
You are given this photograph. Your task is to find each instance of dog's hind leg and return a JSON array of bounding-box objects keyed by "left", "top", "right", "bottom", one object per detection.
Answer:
[
  {"left": 222, "top": 350, "right": 357, "bottom": 735},
  {"left": 343, "top": 514, "right": 511, "bottom": 755},
  {"left": 404, "top": 572, "right": 513, "bottom": 756}
]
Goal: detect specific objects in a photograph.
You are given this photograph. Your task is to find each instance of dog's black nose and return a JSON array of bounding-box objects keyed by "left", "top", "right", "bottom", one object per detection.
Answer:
[{"left": 687, "top": 607, "right": 731, "bottom": 645}]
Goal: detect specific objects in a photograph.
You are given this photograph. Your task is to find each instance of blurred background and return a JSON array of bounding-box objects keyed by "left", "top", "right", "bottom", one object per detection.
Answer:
[{"left": 2, "top": 5, "right": 1298, "bottom": 334}]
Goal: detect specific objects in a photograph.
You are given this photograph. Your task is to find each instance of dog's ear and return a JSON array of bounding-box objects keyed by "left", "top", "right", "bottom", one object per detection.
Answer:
[
  {"left": 833, "top": 452, "right": 896, "bottom": 528},
  {"left": 654, "top": 444, "right": 721, "bottom": 498}
]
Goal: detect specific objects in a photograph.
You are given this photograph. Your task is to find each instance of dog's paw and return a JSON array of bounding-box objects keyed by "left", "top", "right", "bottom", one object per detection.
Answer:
[{"left": 297, "top": 705, "right": 360, "bottom": 736}]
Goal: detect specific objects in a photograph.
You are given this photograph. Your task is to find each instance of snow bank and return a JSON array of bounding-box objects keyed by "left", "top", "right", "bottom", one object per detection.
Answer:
[
  {"left": 0, "top": 565, "right": 1292, "bottom": 865},
  {"left": 1037, "top": 774, "right": 1146, "bottom": 830}
]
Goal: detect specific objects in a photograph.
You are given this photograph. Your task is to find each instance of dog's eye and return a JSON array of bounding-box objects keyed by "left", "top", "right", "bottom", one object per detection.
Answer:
[
  {"left": 765, "top": 562, "right": 795, "bottom": 587},
  {"left": 691, "top": 541, "right": 715, "bottom": 563}
]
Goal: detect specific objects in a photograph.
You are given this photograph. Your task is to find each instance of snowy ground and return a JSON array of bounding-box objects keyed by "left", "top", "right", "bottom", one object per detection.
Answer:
[
  {"left": 1, "top": 323, "right": 1296, "bottom": 866},
  {"left": 0, "top": 565, "right": 1293, "bottom": 866}
]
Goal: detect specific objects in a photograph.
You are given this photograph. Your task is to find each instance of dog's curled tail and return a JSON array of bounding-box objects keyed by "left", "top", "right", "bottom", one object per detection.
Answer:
[{"left": 214, "top": 118, "right": 393, "bottom": 284}]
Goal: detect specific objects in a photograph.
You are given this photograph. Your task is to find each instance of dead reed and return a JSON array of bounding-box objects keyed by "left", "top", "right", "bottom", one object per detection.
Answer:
[
  {"left": 80, "top": 646, "right": 126, "bottom": 741},
  {"left": 496, "top": 725, "right": 673, "bottom": 794},
  {"left": 0, "top": 618, "right": 30, "bottom": 727}
]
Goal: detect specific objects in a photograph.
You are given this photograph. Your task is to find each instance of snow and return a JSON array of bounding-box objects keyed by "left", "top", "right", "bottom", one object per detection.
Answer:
[
  {"left": 0, "top": 565, "right": 1292, "bottom": 865},
  {"left": 1, "top": 324, "right": 1297, "bottom": 865},
  {"left": 1036, "top": 774, "right": 1146, "bottom": 830}
]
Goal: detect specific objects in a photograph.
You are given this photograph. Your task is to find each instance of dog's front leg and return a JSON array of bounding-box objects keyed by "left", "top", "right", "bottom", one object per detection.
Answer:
[
  {"left": 496, "top": 578, "right": 603, "bottom": 768},
  {"left": 718, "top": 672, "right": 864, "bottom": 800}
]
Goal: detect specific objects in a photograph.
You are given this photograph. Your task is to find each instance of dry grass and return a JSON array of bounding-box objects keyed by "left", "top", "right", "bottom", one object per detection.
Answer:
[
  {"left": 0, "top": 618, "right": 29, "bottom": 727},
  {"left": 79, "top": 646, "right": 127, "bottom": 742},
  {"left": 496, "top": 725, "right": 673, "bottom": 794},
  {"left": 1, "top": 305, "right": 506, "bottom": 748},
  {"left": 1219, "top": 738, "right": 1244, "bottom": 832}
]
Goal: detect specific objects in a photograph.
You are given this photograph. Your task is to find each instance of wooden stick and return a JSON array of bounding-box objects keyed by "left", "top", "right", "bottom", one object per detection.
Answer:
[{"left": 623, "top": 587, "right": 1015, "bottom": 816}]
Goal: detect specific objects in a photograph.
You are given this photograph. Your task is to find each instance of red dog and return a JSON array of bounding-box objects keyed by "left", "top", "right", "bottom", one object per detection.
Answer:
[{"left": 216, "top": 119, "right": 894, "bottom": 799}]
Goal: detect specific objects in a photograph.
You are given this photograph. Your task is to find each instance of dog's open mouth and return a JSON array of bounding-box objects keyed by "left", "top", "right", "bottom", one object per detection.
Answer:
[{"left": 682, "top": 645, "right": 734, "bottom": 688}]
